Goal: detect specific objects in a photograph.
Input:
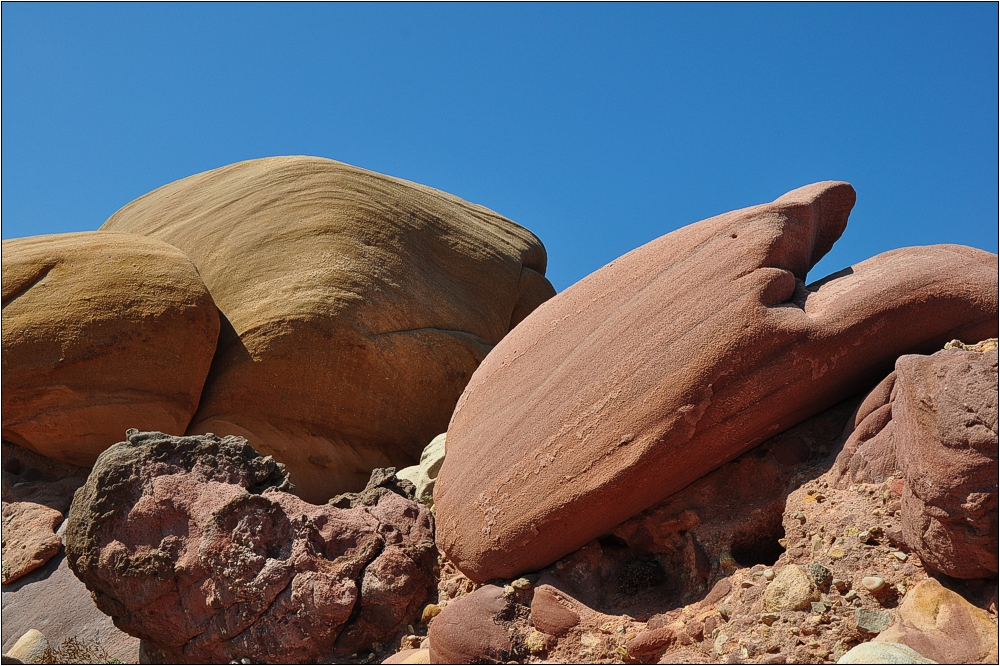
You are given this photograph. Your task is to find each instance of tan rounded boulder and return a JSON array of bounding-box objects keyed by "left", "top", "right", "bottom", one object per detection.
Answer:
[
  {"left": 435, "top": 181, "right": 999, "bottom": 582},
  {"left": 101, "top": 156, "right": 554, "bottom": 502},
  {"left": 2, "top": 232, "right": 219, "bottom": 465}
]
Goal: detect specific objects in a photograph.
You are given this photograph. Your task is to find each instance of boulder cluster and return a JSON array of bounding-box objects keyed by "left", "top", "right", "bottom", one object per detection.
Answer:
[{"left": 2, "top": 159, "right": 996, "bottom": 665}]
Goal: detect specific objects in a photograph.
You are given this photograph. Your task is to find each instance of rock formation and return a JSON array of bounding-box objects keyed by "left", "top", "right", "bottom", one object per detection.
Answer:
[
  {"left": 435, "top": 181, "right": 998, "bottom": 582},
  {"left": 834, "top": 344, "right": 998, "bottom": 578},
  {"left": 64, "top": 431, "right": 437, "bottom": 664},
  {"left": 2, "top": 232, "right": 219, "bottom": 466},
  {"left": 101, "top": 156, "right": 555, "bottom": 502}
]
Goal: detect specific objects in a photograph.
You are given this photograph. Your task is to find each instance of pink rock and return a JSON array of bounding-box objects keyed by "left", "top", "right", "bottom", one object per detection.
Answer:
[
  {"left": 435, "top": 181, "right": 998, "bottom": 581},
  {"left": 834, "top": 346, "right": 998, "bottom": 578},
  {"left": 895, "top": 348, "right": 998, "bottom": 578},
  {"left": 530, "top": 584, "right": 583, "bottom": 636},
  {"left": 626, "top": 626, "right": 678, "bottom": 656},
  {"left": 427, "top": 585, "right": 514, "bottom": 664},
  {"left": 64, "top": 431, "right": 436, "bottom": 664},
  {"left": 1, "top": 501, "right": 63, "bottom": 583}
]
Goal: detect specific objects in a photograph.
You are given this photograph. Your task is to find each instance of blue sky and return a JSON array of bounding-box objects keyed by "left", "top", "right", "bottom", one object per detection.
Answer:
[{"left": 2, "top": 3, "right": 997, "bottom": 291}]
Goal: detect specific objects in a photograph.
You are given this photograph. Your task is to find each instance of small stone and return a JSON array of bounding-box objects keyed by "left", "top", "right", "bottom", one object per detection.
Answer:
[
  {"left": 806, "top": 563, "right": 832, "bottom": 589},
  {"left": 831, "top": 578, "right": 846, "bottom": 591},
  {"left": 896, "top": 583, "right": 906, "bottom": 596},
  {"left": 793, "top": 512, "right": 806, "bottom": 522},
  {"left": 763, "top": 564, "right": 820, "bottom": 612},
  {"left": 580, "top": 633, "right": 600, "bottom": 648},
  {"left": 525, "top": 631, "right": 547, "bottom": 654},
  {"left": 857, "top": 530, "right": 871, "bottom": 543},
  {"left": 844, "top": 590, "right": 858, "bottom": 601},
  {"left": 891, "top": 551, "right": 907, "bottom": 562},
  {"left": 762, "top": 569, "right": 775, "bottom": 580},
  {"left": 854, "top": 608, "right": 892, "bottom": 634},
  {"left": 836, "top": 641, "right": 936, "bottom": 664},
  {"left": 420, "top": 603, "right": 441, "bottom": 624},
  {"left": 760, "top": 613, "right": 780, "bottom": 626},
  {"left": 810, "top": 602, "right": 828, "bottom": 615},
  {"left": 810, "top": 535, "right": 824, "bottom": 552},
  {"left": 7, "top": 629, "right": 49, "bottom": 664},
  {"left": 502, "top": 584, "right": 515, "bottom": 596},
  {"left": 511, "top": 577, "right": 532, "bottom": 590},
  {"left": 862, "top": 576, "right": 886, "bottom": 593},
  {"left": 741, "top": 579, "right": 754, "bottom": 588}
]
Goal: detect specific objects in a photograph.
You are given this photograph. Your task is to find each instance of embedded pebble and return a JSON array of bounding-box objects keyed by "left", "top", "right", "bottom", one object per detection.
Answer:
[
  {"left": 854, "top": 608, "right": 892, "bottom": 634},
  {"left": 862, "top": 576, "right": 886, "bottom": 592}
]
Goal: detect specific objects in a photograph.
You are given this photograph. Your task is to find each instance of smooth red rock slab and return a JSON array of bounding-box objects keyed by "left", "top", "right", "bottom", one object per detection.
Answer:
[
  {"left": 427, "top": 585, "right": 514, "bottom": 664},
  {"left": 1, "top": 501, "right": 63, "bottom": 584},
  {"left": 435, "top": 181, "right": 999, "bottom": 582},
  {"left": 2, "top": 232, "right": 219, "bottom": 467},
  {"left": 101, "top": 156, "right": 555, "bottom": 502},
  {"left": 876, "top": 578, "right": 998, "bottom": 664},
  {"left": 64, "top": 431, "right": 436, "bottom": 664},
  {"left": 895, "top": 348, "right": 998, "bottom": 579}
]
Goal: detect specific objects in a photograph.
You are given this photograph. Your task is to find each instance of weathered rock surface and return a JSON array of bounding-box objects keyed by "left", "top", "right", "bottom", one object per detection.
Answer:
[
  {"left": 101, "top": 156, "right": 555, "bottom": 502},
  {"left": 834, "top": 344, "right": 998, "bottom": 578},
  {"left": 1, "top": 502, "right": 62, "bottom": 584},
  {"left": 397, "top": 433, "right": 446, "bottom": 509},
  {"left": 875, "top": 578, "right": 999, "bottom": 664},
  {"left": 426, "top": 585, "right": 519, "bottom": 664},
  {"left": 64, "top": 430, "right": 436, "bottom": 664},
  {"left": 762, "top": 564, "right": 820, "bottom": 612},
  {"left": 837, "top": 641, "right": 936, "bottom": 664},
  {"left": 415, "top": 391, "right": 999, "bottom": 666},
  {"left": 2, "top": 232, "right": 219, "bottom": 466},
  {"left": 5, "top": 629, "right": 48, "bottom": 665},
  {"left": 435, "top": 180, "right": 998, "bottom": 581}
]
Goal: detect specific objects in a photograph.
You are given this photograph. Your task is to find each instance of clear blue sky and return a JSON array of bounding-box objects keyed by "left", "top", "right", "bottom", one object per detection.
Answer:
[{"left": 2, "top": 3, "right": 997, "bottom": 291}]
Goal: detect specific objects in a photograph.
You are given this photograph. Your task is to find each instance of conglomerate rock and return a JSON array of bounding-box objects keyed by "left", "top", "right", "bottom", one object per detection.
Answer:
[
  {"left": 435, "top": 180, "right": 998, "bottom": 582},
  {"left": 1, "top": 232, "right": 219, "bottom": 467},
  {"left": 64, "top": 431, "right": 436, "bottom": 664},
  {"left": 101, "top": 156, "right": 555, "bottom": 502}
]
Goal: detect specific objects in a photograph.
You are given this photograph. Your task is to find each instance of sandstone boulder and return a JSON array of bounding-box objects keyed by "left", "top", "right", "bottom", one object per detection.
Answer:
[
  {"left": 397, "top": 433, "right": 446, "bottom": 509},
  {"left": 875, "top": 578, "right": 998, "bottom": 664},
  {"left": 64, "top": 431, "right": 436, "bottom": 664},
  {"left": 435, "top": 181, "right": 998, "bottom": 581},
  {"left": 834, "top": 345, "right": 998, "bottom": 578},
  {"left": 837, "top": 641, "right": 936, "bottom": 664},
  {"left": 101, "top": 156, "right": 555, "bottom": 502},
  {"left": 2, "top": 232, "right": 219, "bottom": 466},
  {"left": 427, "top": 585, "right": 515, "bottom": 664},
  {"left": 1, "top": 502, "right": 63, "bottom": 584}
]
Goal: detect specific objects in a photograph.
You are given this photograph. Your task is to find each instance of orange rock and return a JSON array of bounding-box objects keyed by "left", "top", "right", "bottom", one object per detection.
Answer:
[
  {"left": 102, "top": 156, "right": 554, "bottom": 502},
  {"left": 435, "top": 181, "right": 998, "bottom": 581},
  {"left": 1, "top": 501, "right": 63, "bottom": 583},
  {"left": 2, "top": 232, "right": 219, "bottom": 465},
  {"left": 876, "top": 578, "right": 998, "bottom": 664}
]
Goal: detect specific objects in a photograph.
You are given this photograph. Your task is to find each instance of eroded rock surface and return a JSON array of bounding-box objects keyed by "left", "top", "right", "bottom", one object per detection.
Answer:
[
  {"left": 436, "top": 180, "right": 998, "bottom": 582},
  {"left": 834, "top": 344, "right": 998, "bottom": 578},
  {"left": 65, "top": 431, "right": 436, "bottom": 664},
  {"left": 101, "top": 156, "right": 555, "bottom": 502},
  {"left": 2, "top": 232, "right": 219, "bottom": 467}
]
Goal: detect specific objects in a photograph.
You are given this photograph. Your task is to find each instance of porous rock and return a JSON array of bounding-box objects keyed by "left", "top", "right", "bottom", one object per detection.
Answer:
[
  {"left": 834, "top": 345, "right": 998, "bottom": 578},
  {"left": 875, "top": 578, "right": 998, "bottom": 664},
  {"left": 396, "top": 433, "right": 446, "bottom": 508},
  {"left": 1, "top": 232, "right": 219, "bottom": 467},
  {"left": 64, "top": 431, "right": 436, "bottom": 664},
  {"left": 101, "top": 156, "right": 555, "bottom": 502},
  {"left": 427, "top": 585, "right": 515, "bottom": 664},
  {"left": 436, "top": 180, "right": 998, "bottom": 581}
]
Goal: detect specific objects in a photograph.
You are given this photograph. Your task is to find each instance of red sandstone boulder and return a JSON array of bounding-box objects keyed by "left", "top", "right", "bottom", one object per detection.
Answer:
[
  {"left": 833, "top": 345, "right": 998, "bottom": 578},
  {"left": 427, "top": 585, "right": 516, "bottom": 664},
  {"left": 101, "top": 156, "right": 555, "bottom": 502},
  {"left": 1, "top": 501, "right": 63, "bottom": 584},
  {"left": 64, "top": 431, "right": 436, "bottom": 664},
  {"left": 2, "top": 232, "right": 219, "bottom": 467},
  {"left": 435, "top": 181, "right": 998, "bottom": 582}
]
